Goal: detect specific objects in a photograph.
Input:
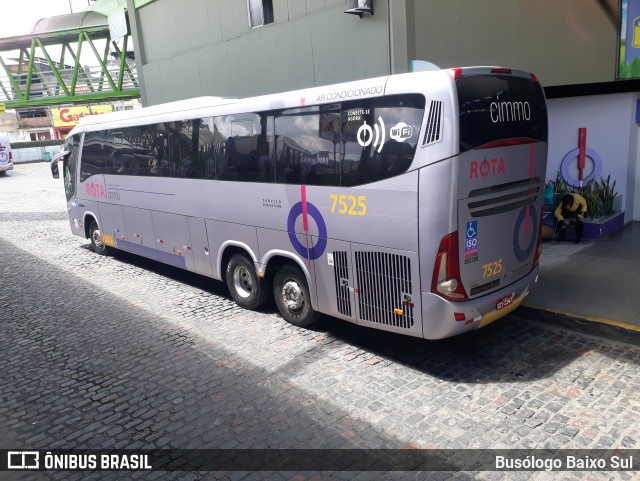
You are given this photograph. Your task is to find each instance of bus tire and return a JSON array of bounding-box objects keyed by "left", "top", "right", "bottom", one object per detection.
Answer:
[
  {"left": 226, "top": 254, "right": 267, "bottom": 310},
  {"left": 273, "top": 265, "right": 319, "bottom": 327},
  {"left": 89, "top": 220, "right": 112, "bottom": 256}
]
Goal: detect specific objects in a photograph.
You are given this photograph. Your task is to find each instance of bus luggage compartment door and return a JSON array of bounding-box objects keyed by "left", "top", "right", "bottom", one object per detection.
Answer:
[
  {"left": 122, "top": 206, "right": 158, "bottom": 260},
  {"left": 313, "top": 239, "right": 356, "bottom": 324},
  {"left": 152, "top": 211, "right": 195, "bottom": 271},
  {"left": 351, "top": 244, "right": 422, "bottom": 338},
  {"left": 98, "top": 203, "right": 129, "bottom": 252}
]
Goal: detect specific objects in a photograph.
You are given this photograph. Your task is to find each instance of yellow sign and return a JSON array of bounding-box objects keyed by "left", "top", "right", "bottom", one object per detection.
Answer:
[
  {"left": 0, "top": 103, "right": 5, "bottom": 114},
  {"left": 51, "top": 105, "right": 113, "bottom": 127}
]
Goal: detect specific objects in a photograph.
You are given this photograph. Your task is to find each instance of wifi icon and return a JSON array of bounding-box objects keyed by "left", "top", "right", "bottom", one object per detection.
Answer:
[{"left": 357, "top": 117, "right": 386, "bottom": 153}]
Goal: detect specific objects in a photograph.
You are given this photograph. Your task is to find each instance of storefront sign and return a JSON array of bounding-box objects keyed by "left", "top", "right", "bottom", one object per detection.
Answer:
[{"left": 50, "top": 105, "right": 113, "bottom": 127}]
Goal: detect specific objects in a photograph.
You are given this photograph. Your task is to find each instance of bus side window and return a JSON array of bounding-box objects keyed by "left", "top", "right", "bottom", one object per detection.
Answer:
[
  {"left": 80, "top": 132, "right": 105, "bottom": 182},
  {"left": 129, "top": 125, "right": 160, "bottom": 177},
  {"left": 341, "top": 95, "right": 424, "bottom": 186},
  {"left": 199, "top": 117, "right": 218, "bottom": 180},
  {"left": 110, "top": 130, "right": 134, "bottom": 175},
  {"left": 274, "top": 105, "right": 339, "bottom": 186},
  {"left": 215, "top": 114, "right": 265, "bottom": 182},
  {"left": 186, "top": 118, "right": 205, "bottom": 180}
]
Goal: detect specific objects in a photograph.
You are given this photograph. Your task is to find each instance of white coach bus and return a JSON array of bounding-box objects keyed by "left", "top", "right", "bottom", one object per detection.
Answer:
[{"left": 51, "top": 67, "right": 548, "bottom": 339}]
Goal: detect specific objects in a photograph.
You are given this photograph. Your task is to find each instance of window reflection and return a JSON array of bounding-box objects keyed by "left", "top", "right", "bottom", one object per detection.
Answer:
[{"left": 76, "top": 94, "right": 425, "bottom": 186}]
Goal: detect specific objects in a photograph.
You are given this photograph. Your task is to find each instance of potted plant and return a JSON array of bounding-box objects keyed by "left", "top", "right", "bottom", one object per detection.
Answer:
[
  {"left": 581, "top": 175, "right": 623, "bottom": 239},
  {"left": 598, "top": 175, "right": 617, "bottom": 217},
  {"left": 544, "top": 172, "right": 624, "bottom": 240}
]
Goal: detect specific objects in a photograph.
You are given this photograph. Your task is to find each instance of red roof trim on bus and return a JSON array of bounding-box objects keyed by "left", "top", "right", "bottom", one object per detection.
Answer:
[{"left": 475, "top": 138, "right": 540, "bottom": 150}]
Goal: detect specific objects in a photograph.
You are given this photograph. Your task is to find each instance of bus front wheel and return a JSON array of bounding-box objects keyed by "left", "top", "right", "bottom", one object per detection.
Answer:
[
  {"left": 273, "top": 265, "right": 319, "bottom": 327},
  {"left": 89, "top": 220, "right": 112, "bottom": 256},
  {"left": 226, "top": 254, "right": 267, "bottom": 310}
]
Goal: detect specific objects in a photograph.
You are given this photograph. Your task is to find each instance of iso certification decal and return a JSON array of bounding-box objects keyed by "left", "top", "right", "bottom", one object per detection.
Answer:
[{"left": 464, "top": 220, "right": 479, "bottom": 264}]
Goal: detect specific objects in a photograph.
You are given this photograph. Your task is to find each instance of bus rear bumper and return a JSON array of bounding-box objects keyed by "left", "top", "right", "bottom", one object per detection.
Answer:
[
  {"left": 420, "top": 267, "right": 539, "bottom": 340},
  {"left": 0, "top": 163, "right": 13, "bottom": 172}
]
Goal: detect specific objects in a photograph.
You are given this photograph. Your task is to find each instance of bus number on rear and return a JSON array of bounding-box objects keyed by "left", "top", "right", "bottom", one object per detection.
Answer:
[{"left": 482, "top": 259, "right": 503, "bottom": 279}]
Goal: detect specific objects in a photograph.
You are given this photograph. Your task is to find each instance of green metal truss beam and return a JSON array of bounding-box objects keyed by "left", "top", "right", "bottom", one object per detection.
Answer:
[
  {"left": 6, "top": 90, "right": 141, "bottom": 108},
  {"left": 0, "top": 27, "right": 139, "bottom": 109}
]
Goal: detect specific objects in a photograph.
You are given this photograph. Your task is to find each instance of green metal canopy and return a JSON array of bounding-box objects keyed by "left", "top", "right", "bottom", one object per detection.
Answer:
[{"left": 0, "top": 10, "right": 139, "bottom": 109}]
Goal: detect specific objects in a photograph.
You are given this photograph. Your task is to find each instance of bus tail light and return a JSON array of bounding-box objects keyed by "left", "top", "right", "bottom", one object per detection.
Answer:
[
  {"left": 431, "top": 232, "right": 468, "bottom": 301},
  {"left": 531, "top": 219, "right": 543, "bottom": 270},
  {"left": 9, "top": 151, "right": 12, "bottom": 161}
]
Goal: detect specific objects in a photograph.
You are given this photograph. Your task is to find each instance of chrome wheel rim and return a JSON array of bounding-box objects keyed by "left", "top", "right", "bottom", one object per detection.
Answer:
[
  {"left": 281, "top": 279, "right": 304, "bottom": 311},
  {"left": 233, "top": 265, "right": 253, "bottom": 299},
  {"left": 92, "top": 228, "right": 104, "bottom": 250}
]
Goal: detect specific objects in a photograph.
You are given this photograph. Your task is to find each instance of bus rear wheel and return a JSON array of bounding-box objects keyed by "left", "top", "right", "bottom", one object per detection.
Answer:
[
  {"left": 273, "top": 265, "right": 319, "bottom": 327},
  {"left": 89, "top": 220, "right": 112, "bottom": 256},
  {"left": 226, "top": 254, "right": 267, "bottom": 310}
]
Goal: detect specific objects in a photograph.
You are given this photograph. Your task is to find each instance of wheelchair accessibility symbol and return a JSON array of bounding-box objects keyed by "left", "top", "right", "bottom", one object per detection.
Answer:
[
  {"left": 466, "top": 223, "right": 476, "bottom": 238},
  {"left": 464, "top": 220, "right": 478, "bottom": 254}
]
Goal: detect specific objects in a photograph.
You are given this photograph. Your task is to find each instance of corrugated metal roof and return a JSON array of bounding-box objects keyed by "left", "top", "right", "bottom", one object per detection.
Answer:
[
  {"left": 0, "top": 12, "right": 110, "bottom": 51},
  {"left": 31, "top": 11, "right": 108, "bottom": 35}
]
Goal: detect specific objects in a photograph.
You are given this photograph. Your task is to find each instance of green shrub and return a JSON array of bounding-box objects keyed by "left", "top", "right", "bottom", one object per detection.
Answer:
[
  {"left": 579, "top": 180, "right": 601, "bottom": 219},
  {"left": 598, "top": 175, "right": 617, "bottom": 217},
  {"left": 11, "top": 139, "right": 65, "bottom": 149},
  {"left": 547, "top": 173, "right": 619, "bottom": 220}
]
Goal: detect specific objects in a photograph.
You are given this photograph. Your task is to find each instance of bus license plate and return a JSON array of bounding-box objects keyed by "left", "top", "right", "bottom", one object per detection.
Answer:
[{"left": 496, "top": 292, "right": 515, "bottom": 311}]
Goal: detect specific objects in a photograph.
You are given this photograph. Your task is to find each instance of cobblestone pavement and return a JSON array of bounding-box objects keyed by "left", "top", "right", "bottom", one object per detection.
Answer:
[{"left": 1, "top": 164, "right": 639, "bottom": 481}]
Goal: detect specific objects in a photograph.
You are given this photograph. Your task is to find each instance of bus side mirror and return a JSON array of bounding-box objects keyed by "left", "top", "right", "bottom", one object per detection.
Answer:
[
  {"left": 51, "top": 160, "right": 59, "bottom": 178},
  {"left": 50, "top": 150, "right": 68, "bottom": 179}
]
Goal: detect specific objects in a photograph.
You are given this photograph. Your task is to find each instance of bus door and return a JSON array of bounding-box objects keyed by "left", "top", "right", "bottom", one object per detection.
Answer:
[
  {"left": 454, "top": 69, "right": 548, "bottom": 301},
  {"left": 58, "top": 135, "right": 84, "bottom": 237}
]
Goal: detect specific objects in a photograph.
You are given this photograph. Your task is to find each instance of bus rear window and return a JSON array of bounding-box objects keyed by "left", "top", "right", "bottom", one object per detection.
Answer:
[{"left": 456, "top": 75, "right": 547, "bottom": 153}]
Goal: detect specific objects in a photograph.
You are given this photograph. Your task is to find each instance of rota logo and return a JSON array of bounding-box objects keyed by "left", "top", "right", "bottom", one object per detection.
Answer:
[
  {"left": 470, "top": 157, "right": 505, "bottom": 178},
  {"left": 86, "top": 182, "right": 106, "bottom": 198}
]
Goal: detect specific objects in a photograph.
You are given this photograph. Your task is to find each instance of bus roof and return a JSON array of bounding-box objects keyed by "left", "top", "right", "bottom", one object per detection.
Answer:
[
  {"left": 74, "top": 96, "right": 238, "bottom": 132},
  {"left": 68, "top": 68, "right": 535, "bottom": 136}
]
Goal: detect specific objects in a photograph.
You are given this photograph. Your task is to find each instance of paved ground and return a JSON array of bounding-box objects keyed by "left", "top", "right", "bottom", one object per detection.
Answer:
[
  {"left": 1, "top": 164, "right": 639, "bottom": 481},
  {"left": 527, "top": 224, "right": 640, "bottom": 328}
]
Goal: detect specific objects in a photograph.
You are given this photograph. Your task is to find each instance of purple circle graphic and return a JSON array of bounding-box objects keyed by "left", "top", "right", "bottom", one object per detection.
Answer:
[
  {"left": 512, "top": 206, "right": 538, "bottom": 262},
  {"left": 560, "top": 147, "right": 602, "bottom": 187},
  {"left": 287, "top": 201, "right": 327, "bottom": 260}
]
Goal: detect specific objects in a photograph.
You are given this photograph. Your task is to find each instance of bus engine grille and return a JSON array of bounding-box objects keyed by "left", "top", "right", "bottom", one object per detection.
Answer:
[
  {"left": 333, "top": 251, "right": 352, "bottom": 317},
  {"left": 355, "top": 251, "right": 414, "bottom": 329}
]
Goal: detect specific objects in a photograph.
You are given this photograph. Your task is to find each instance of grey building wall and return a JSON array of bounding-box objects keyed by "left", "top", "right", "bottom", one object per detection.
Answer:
[
  {"left": 405, "top": 0, "right": 619, "bottom": 87},
  {"left": 132, "top": 0, "right": 390, "bottom": 106}
]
